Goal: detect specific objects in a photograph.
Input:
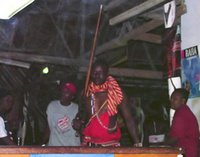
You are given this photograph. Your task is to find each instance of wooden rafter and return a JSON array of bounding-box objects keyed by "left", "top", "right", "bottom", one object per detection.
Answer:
[
  {"left": 0, "top": 51, "right": 163, "bottom": 79},
  {"left": 109, "top": 0, "right": 168, "bottom": 25},
  {"left": 0, "top": 52, "right": 87, "bottom": 66},
  {"left": 81, "top": 19, "right": 163, "bottom": 59},
  {"left": 81, "top": 3, "right": 186, "bottom": 59},
  {"left": 79, "top": 67, "right": 163, "bottom": 79},
  {"left": 0, "top": 58, "right": 30, "bottom": 68}
]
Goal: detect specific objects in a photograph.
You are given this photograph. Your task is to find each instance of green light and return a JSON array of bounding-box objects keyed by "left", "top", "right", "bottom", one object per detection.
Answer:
[{"left": 42, "top": 67, "right": 49, "bottom": 74}]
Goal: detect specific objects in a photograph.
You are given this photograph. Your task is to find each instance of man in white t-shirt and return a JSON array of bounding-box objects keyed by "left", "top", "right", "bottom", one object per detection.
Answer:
[
  {"left": 43, "top": 82, "right": 80, "bottom": 146},
  {"left": 0, "top": 88, "right": 15, "bottom": 145}
]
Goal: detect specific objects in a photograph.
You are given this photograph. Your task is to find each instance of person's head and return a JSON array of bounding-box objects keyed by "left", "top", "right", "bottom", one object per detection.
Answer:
[
  {"left": 59, "top": 82, "right": 77, "bottom": 105},
  {"left": 170, "top": 88, "right": 189, "bottom": 110},
  {"left": 0, "top": 88, "right": 13, "bottom": 113},
  {"left": 91, "top": 59, "right": 109, "bottom": 85}
]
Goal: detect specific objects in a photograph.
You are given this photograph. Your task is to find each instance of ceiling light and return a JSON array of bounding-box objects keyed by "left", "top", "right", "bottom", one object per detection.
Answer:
[
  {"left": 42, "top": 67, "right": 49, "bottom": 74},
  {"left": 0, "top": 0, "right": 35, "bottom": 20}
]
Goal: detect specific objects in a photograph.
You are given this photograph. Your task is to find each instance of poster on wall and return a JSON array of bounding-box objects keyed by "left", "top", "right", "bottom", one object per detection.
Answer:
[{"left": 181, "top": 45, "right": 200, "bottom": 98}]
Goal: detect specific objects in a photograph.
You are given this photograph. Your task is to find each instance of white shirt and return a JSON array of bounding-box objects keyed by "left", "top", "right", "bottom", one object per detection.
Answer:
[
  {"left": 46, "top": 100, "right": 80, "bottom": 146},
  {"left": 0, "top": 116, "right": 7, "bottom": 138}
]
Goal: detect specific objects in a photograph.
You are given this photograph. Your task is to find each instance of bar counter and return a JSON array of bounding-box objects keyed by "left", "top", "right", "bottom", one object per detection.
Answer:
[{"left": 0, "top": 146, "right": 183, "bottom": 157}]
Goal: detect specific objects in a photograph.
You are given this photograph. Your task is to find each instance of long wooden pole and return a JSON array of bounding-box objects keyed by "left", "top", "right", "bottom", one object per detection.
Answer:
[{"left": 84, "top": 4, "right": 103, "bottom": 95}]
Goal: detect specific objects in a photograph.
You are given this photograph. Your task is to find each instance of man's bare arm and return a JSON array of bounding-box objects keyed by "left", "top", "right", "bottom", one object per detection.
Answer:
[{"left": 119, "top": 96, "right": 140, "bottom": 146}]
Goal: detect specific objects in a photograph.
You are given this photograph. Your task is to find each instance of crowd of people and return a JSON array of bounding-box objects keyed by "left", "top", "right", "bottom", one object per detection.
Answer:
[{"left": 0, "top": 59, "right": 199, "bottom": 156}]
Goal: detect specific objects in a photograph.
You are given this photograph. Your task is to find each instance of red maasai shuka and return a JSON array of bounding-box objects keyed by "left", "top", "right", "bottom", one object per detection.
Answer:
[
  {"left": 82, "top": 112, "right": 121, "bottom": 145},
  {"left": 86, "top": 76, "right": 123, "bottom": 116}
]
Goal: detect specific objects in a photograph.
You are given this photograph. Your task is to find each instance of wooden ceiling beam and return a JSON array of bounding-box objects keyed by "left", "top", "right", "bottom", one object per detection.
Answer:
[
  {"left": 110, "top": 68, "right": 163, "bottom": 80},
  {"left": 82, "top": 19, "right": 163, "bottom": 58},
  {"left": 79, "top": 66, "right": 163, "bottom": 79},
  {"left": 109, "top": 0, "right": 168, "bottom": 25},
  {"left": 0, "top": 58, "right": 30, "bottom": 69},
  {"left": 0, "top": 52, "right": 163, "bottom": 79},
  {"left": 111, "top": 56, "right": 128, "bottom": 66},
  {"left": 141, "top": 0, "right": 186, "bottom": 20},
  {"left": 81, "top": 4, "right": 186, "bottom": 59},
  {"left": 135, "top": 33, "right": 162, "bottom": 44},
  {"left": 0, "top": 51, "right": 88, "bottom": 66}
]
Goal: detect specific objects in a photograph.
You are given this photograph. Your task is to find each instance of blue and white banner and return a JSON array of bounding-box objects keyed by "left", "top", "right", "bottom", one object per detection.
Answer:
[{"left": 181, "top": 45, "right": 200, "bottom": 98}]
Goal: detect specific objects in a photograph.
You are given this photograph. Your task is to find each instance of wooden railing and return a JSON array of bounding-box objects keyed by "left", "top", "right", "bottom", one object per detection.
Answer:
[{"left": 0, "top": 146, "right": 183, "bottom": 156}]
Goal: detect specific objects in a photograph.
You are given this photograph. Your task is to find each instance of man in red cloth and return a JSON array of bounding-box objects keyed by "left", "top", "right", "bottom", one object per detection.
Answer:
[
  {"left": 80, "top": 59, "right": 140, "bottom": 147},
  {"left": 165, "top": 88, "right": 199, "bottom": 157}
]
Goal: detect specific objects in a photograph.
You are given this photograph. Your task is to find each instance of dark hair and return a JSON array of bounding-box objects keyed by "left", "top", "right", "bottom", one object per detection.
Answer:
[
  {"left": 92, "top": 59, "right": 109, "bottom": 72},
  {"left": 173, "top": 88, "right": 189, "bottom": 101}
]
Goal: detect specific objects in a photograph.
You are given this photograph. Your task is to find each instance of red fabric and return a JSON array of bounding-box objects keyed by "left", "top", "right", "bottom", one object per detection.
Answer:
[
  {"left": 170, "top": 105, "right": 199, "bottom": 157},
  {"left": 86, "top": 76, "right": 123, "bottom": 115},
  {"left": 82, "top": 112, "right": 121, "bottom": 144}
]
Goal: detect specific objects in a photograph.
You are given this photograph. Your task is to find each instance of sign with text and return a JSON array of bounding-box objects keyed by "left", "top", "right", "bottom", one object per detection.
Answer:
[{"left": 181, "top": 45, "right": 200, "bottom": 98}]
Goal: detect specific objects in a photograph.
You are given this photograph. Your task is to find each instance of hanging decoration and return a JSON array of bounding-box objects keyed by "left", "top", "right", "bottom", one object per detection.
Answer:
[
  {"left": 165, "top": 25, "right": 181, "bottom": 78},
  {"left": 164, "top": 0, "right": 176, "bottom": 29}
]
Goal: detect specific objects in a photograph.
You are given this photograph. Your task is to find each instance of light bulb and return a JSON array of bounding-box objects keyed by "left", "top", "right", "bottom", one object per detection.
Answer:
[{"left": 42, "top": 67, "right": 49, "bottom": 74}]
